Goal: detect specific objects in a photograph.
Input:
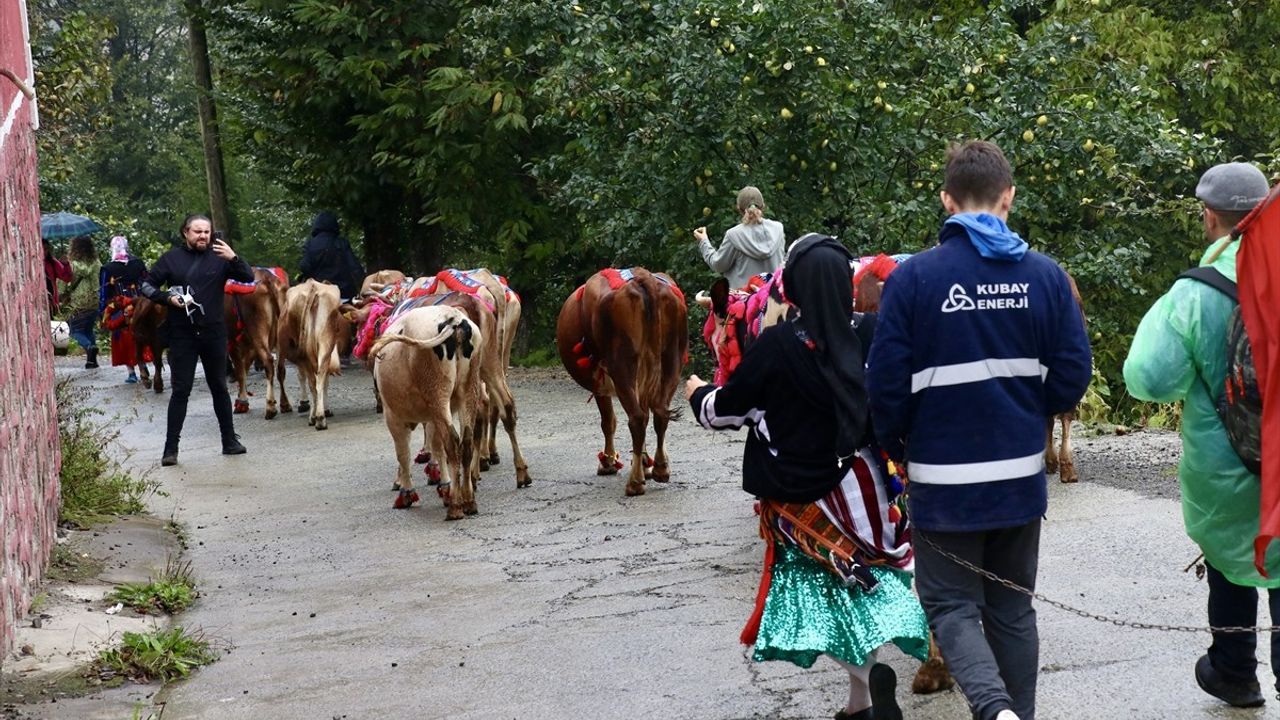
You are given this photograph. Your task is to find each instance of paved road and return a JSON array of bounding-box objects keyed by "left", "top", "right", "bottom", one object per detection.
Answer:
[{"left": 62, "top": 358, "right": 1277, "bottom": 719}]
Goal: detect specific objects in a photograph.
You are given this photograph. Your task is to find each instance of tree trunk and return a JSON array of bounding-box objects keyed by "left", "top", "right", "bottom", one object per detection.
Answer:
[{"left": 184, "top": 0, "right": 234, "bottom": 241}]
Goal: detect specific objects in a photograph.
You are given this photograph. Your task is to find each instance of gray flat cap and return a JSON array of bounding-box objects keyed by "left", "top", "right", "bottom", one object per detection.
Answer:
[{"left": 1196, "top": 162, "right": 1269, "bottom": 211}]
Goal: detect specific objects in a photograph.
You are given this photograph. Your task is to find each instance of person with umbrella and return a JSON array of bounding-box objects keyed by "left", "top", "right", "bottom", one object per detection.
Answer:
[
  {"left": 65, "top": 235, "right": 102, "bottom": 368},
  {"left": 42, "top": 239, "right": 72, "bottom": 318}
]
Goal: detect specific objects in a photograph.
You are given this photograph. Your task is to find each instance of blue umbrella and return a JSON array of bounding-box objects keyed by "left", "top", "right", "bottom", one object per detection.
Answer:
[{"left": 40, "top": 212, "right": 102, "bottom": 240}]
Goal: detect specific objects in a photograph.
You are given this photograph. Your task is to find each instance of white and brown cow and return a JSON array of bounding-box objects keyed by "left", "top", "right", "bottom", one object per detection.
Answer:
[
  {"left": 278, "top": 279, "right": 344, "bottom": 430},
  {"left": 368, "top": 305, "right": 484, "bottom": 519}
]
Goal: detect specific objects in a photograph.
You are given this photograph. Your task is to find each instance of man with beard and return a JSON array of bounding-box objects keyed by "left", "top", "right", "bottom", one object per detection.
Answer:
[{"left": 141, "top": 214, "right": 254, "bottom": 466}]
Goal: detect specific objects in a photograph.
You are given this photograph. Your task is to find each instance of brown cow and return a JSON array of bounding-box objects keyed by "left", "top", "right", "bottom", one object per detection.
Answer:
[
  {"left": 368, "top": 305, "right": 484, "bottom": 519},
  {"left": 278, "top": 280, "right": 343, "bottom": 430},
  {"left": 224, "top": 268, "right": 292, "bottom": 419},
  {"left": 1045, "top": 273, "right": 1086, "bottom": 484},
  {"left": 555, "top": 268, "right": 688, "bottom": 496},
  {"left": 358, "top": 269, "right": 408, "bottom": 303},
  {"left": 130, "top": 297, "right": 168, "bottom": 393}
]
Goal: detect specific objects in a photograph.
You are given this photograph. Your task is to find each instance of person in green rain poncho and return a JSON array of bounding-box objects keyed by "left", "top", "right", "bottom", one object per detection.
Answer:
[{"left": 1125, "top": 161, "right": 1278, "bottom": 709}]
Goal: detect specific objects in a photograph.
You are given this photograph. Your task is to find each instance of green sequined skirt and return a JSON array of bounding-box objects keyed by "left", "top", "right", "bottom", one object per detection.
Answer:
[{"left": 752, "top": 543, "right": 930, "bottom": 668}]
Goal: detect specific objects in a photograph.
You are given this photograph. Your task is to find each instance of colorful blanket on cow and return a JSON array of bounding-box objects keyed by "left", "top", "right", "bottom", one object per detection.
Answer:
[
  {"left": 355, "top": 292, "right": 460, "bottom": 360},
  {"left": 407, "top": 269, "right": 497, "bottom": 312},
  {"left": 706, "top": 272, "right": 781, "bottom": 386},
  {"left": 225, "top": 266, "right": 287, "bottom": 295}
]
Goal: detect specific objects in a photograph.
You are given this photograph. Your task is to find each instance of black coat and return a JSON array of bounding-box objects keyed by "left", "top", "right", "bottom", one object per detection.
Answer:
[
  {"left": 298, "top": 211, "right": 362, "bottom": 298},
  {"left": 141, "top": 245, "right": 253, "bottom": 328}
]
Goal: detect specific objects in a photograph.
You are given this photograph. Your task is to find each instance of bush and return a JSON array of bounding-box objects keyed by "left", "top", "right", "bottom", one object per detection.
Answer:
[{"left": 56, "top": 379, "right": 159, "bottom": 528}]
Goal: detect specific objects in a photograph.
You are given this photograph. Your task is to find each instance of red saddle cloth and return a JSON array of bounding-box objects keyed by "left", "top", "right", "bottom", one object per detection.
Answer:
[{"left": 225, "top": 266, "right": 287, "bottom": 295}]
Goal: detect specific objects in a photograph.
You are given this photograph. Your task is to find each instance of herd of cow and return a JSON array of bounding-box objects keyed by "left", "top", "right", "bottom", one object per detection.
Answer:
[{"left": 122, "top": 256, "right": 1080, "bottom": 529}]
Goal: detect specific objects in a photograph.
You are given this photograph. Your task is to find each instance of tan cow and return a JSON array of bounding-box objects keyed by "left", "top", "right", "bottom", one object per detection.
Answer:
[
  {"left": 368, "top": 305, "right": 484, "bottom": 519},
  {"left": 422, "top": 269, "right": 531, "bottom": 487},
  {"left": 278, "top": 279, "right": 343, "bottom": 430},
  {"left": 359, "top": 269, "right": 408, "bottom": 303},
  {"left": 224, "top": 267, "right": 292, "bottom": 419}
]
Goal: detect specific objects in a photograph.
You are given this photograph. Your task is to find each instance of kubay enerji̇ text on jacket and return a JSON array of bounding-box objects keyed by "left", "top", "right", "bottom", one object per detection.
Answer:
[{"left": 866, "top": 222, "right": 1092, "bottom": 532}]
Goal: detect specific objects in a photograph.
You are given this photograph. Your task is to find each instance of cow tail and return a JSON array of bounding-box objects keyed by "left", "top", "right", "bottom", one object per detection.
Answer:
[{"left": 366, "top": 321, "right": 456, "bottom": 362}]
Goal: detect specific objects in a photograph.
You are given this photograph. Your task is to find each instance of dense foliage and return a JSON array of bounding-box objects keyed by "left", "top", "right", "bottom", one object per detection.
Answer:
[{"left": 32, "top": 0, "right": 1280, "bottom": 419}]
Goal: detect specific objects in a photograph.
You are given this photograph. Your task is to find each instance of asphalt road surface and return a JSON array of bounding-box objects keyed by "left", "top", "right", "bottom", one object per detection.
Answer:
[{"left": 52, "top": 357, "right": 1278, "bottom": 719}]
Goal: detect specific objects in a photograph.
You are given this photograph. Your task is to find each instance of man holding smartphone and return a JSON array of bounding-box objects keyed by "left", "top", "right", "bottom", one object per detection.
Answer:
[{"left": 141, "top": 214, "right": 255, "bottom": 466}]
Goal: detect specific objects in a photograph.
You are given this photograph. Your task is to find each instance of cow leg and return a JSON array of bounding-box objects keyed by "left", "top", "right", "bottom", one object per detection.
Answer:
[
  {"left": 911, "top": 634, "right": 956, "bottom": 694},
  {"left": 258, "top": 345, "right": 278, "bottom": 420},
  {"left": 313, "top": 366, "right": 329, "bottom": 430},
  {"left": 437, "top": 418, "right": 467, "bottom": 521},
  {"left": 650, "top": 408, "right": 672, "bottom": 483},
  {"left": 275, "top": 356, "right": 292, "bottom": 413},
  {"left": 496, "top": 386, "right": 531, "bottom": 488},
  {"left": 1058, "top": 411, "right": 1078, "bottom": 483},
  {"left": 373, "top": 375, "right": 383, "bottom": 414},
  {"left": 1043, "top": 416, "right": 1059, "bottom": 475},
  {"left": 386, "top": 414, "right": 419, "bottom": 509},
  {"left": 232, "top": 348, "right": 251, "bottom": 415},
  {"left": 614, "top": 382, "right": 649, "bottom": 497},
  {"left": 594, "top": 394, "right": 620, "bottom": 476},
  {"left": 299, "top": 366, "right": 315, "bottom": 421},
  {"left": 152, "top": 349, "right": 165, "bottom": 394},
  {"left": 486, "top": 402, "right": 500, "bottom": 467}
]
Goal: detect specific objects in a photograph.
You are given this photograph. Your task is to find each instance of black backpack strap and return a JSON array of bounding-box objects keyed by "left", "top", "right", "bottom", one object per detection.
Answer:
[{"left": 1178, "top": 266, "right": 1238, "bottom": 303}]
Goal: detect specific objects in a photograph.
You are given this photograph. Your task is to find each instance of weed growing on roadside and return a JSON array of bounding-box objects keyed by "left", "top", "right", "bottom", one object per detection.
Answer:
[
  {"left": 110, "top": 557, "right": 197, "bottom": 614},
  {"left": 56, "top": 379, "right": 161, "bottom": 527},
  {"left": 95, "top": 627, "right": 218, "bottom": 682}
]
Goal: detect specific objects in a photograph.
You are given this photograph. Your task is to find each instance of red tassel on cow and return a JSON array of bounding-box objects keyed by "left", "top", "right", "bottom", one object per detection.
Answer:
[
  {"left": 573, "top": 340, "right": 585, "bottom": 355},
  {"left": 576, "top": 356, "right": 593, "bottom": 368}
]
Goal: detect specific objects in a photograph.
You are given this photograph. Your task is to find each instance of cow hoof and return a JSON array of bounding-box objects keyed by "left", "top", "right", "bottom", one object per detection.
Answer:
[
  {"left": 234, "top": 399, "right": 250, "bottom": 414},
  {"left": 298, "top": 400, "right": 311, "bottom": 413},
  {"left": 516, "top": 468, "right": 532, "bottom": 489},
  {"left": 315, "top": 418, "right": 327, "bottom": 431},
  {"left": 597, "top": 466, "right": 619, "bottom": 476},
  {"left": 911, "top": 658, "right": 955, "bottom": 694},
  {"left": 324, "top": 408, "right": 334, "bottom": 418},
  {"left": 625, "top": 481, "right": 646, "bottom": 497},
  {"left": 140, "top": 377, "right": 152, "bottom": 389},
  {"left": 425, "top": 460, "right": 442, "bottom": 485},
  {"left": 464, "top": 502, "right": 478, "bottom": 516},
  {"left": 651, "top": 465, "right": 671, "bottom": 483},
  {"left": 307, "top": 416, "right": 316, "bottom": 426},
  {"left": 414, "top": 449, "right": 431, "bottom": 464},
  {"left": 280, "top": 403, "right": 293, "bottom": 414},
  {"left": 478, "top": 458, "right": 490, "bottom": 472},
  {"left": 1045, "top": 457, "right": 1059, "bottom": 475},
  {"left": 265, "top": 407, "right": 277, "bottom": 420},
  {"left": 1059, "top": 464, "right": 1078, "bottom": 483},
  {"left": 488, "top": 453, "right": 500, "bottom": 466},
  {"left": 393, "top": 489, "right": 420, "bottom": 509},
  {"left": 445, "top": 508, "right": 464, "bottom": 521}
]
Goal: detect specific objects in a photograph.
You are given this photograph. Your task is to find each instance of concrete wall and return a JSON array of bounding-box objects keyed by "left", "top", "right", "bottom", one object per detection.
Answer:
[{"left": 0, "top": 0, "right": 60, "bottom": 661}]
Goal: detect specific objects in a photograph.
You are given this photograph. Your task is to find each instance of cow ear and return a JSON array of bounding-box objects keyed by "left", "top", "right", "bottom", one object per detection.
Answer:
[{"left": 710, "top": 278, "right": 731, "bottom": 318}]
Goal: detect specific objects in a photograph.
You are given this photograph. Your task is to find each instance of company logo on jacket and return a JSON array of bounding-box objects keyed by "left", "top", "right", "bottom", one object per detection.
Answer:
[{"left": 941, "top": 283, "right": 1029, "bottom": 312}]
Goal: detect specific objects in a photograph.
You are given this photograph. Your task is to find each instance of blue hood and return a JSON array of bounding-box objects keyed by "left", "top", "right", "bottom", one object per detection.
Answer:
[{"left": 944, "top": 212, "right": 1027, "bottom": 262}]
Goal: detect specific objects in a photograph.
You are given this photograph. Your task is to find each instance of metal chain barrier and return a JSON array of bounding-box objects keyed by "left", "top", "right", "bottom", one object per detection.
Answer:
[{"left": 918, "top": 534, "right": 1280, "bottom": 634}]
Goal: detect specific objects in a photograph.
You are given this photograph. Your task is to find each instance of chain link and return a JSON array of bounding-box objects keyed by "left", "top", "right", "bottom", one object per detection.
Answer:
[{"left": 918, "top": 534, "right": 1280, "bottom": 634}]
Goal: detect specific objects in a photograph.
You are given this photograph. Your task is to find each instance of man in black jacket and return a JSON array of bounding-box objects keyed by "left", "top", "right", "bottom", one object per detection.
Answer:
[
  {"left": 141, "top": 214, "right": 254, "bottom": 466},
  {"left": 298, "top": 211, "right": 363, "bottom": 299}
]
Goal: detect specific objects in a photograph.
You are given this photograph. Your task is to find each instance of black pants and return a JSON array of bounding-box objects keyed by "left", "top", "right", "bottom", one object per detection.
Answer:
[
  {"left": 165, "top": 322, "right": 235, "bottom": 452},
  {"left": 1207, "top": 561, "right": 1280, "bottom": 689},
  {"left": 914, "top": 521, "right": 1041, "bottom": 720}
]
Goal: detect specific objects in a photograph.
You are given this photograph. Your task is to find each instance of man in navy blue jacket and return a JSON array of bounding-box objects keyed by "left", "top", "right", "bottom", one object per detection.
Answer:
[{"left": 867, "top": 140, "right": 1091, "bottom": 720}]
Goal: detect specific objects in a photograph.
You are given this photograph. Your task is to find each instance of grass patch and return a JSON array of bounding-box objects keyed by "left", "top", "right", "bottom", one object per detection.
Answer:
[
  {"left": 510, "top": 345, "right": 559, "bottom": 368},
  {"left": 94, "top": 627, "right": 219, "bottom": 682},
  {"left": 57, "top": 379, "right": 160, "bottom": 528},
  {"left": 110, "top": 558, "right": 197, "bottom": 614}
]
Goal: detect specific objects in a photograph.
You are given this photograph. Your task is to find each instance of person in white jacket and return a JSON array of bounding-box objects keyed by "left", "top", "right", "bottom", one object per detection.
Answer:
[{"left": 694, "top": 186, "right": 785, "bottom": 288}]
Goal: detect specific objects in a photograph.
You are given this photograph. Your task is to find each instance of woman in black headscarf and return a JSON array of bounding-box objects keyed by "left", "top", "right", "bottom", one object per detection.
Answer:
[{"left": 686, "top": 234, "right": 928, "bottom": 720}]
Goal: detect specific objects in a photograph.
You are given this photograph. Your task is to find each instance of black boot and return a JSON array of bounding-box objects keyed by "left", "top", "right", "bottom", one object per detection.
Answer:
[
  {"left": 222, "top": 432, "right": 247, "bottom": 455},
  {"left": 869, "top": 663, "right": 902, "bottom": 720},
  {"left": 161, "top": 444, "right": 178, "bottom": 467},
  {"left": 84, "top": 347, "right": 99, "bottom": 369}
]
